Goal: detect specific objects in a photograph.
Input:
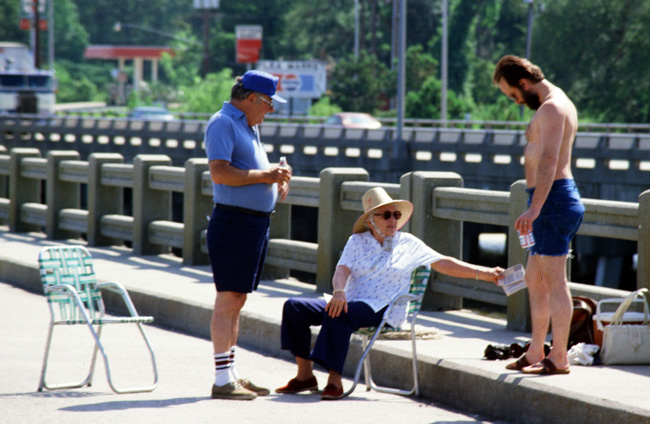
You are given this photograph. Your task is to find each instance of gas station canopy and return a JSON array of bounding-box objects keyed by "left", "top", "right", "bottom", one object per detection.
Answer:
[
  {"left": 84, "top": 45, "right": 174, "bottom": 61},
  {"left": 84, "top": 45, "right": 175, "bottom": 103}
]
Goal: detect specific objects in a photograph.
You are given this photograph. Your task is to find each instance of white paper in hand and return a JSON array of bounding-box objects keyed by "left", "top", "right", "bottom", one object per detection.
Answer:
[{"left": 499, "top": 264, "right": 527, "bottom": 296}]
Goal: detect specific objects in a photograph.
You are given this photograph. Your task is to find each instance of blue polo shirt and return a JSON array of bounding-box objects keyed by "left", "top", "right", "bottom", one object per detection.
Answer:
[{"left": 204, "top": 102, "right": 277, "bottom": 212}]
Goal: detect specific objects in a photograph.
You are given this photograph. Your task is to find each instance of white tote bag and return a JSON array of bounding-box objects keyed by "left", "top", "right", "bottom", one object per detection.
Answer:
[{"left": 600, "top": 288, "right": 650, "bottom": 365}]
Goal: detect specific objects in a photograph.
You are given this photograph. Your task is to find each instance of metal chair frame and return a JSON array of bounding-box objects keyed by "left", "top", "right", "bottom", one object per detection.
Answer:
[
  {"left": 343, "top": 265, "right": 431, "bottom": 398},
  {"left": 37, "top": 245, "right": 158, "bottom": 394}
]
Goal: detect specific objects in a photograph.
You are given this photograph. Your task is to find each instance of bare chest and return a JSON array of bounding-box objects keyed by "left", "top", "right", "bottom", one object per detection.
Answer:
[{"left": 524, "top": 117, "right": 541, "bottom": 160}]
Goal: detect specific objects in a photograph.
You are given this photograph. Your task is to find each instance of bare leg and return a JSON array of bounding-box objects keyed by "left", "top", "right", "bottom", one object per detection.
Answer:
[
  {"left": 540, "top": 254, "right": 572, "bottom": 368},
  {"left": 211, "top": 291, "right": 247, "bottom": 353},
  {"left": 523, "top": 255, "right": 550, "bottom": 365},
  {"left": 526, "top": 254, "right": 572, "bottom": 371}
]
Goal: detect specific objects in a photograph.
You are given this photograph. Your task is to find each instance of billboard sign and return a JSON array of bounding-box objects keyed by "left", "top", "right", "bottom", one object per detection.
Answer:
[
  {"left": 256, "top": 60, "right": 327, "bottom": 99},
  {"left": 236, "top": 25, "right": 263, "bottom": 64}
]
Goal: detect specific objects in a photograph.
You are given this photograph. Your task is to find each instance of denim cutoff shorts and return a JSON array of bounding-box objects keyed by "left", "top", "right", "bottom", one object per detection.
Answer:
[{"left": 526, "top": 178, "right": 585, "bottom": 256}]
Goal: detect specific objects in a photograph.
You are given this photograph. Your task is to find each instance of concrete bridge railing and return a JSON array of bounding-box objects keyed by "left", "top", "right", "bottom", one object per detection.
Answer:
[{"left": 1, "top": 146, "right": 649, "bottom": 331}]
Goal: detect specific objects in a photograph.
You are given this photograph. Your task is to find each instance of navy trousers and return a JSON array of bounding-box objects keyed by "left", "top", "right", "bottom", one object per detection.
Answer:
[{"left": 280, "top": 297, "right": 386, "bottom": 374}]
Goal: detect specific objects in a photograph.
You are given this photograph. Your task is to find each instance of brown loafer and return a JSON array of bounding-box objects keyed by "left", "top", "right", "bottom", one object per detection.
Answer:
[
  {"left": 275, "top": 376, "right": 318, "bottom": 394},
  {"left": 320, "top": 383, "right": 344, "bottom": 400},
  {"left": 238, "top": 378, "right": 270, "bottom": 396}
]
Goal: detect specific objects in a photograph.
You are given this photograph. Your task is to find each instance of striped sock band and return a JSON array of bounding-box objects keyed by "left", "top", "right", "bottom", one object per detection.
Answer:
[
  {"left": 214, "top": 351, "right": 233, "bottom": 386},
  {"left": 230, "top": 346, "right": 241, "bottom": 380}
]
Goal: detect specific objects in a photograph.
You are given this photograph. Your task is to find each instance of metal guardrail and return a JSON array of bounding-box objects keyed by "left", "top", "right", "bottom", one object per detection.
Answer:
[
  {"left": 52, "top": 107, "right": 650, "bottom": 133},
  {"left": 2, "top": 115, "right": 650, "bottom": 203}
]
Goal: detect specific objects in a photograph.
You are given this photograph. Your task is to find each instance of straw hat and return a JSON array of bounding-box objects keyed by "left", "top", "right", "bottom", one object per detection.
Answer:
[{"left": 352, "top": 187, "right": 413, "bottom": 234}]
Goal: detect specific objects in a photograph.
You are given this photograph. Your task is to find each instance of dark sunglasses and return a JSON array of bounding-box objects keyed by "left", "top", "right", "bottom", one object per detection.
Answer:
[{"left": 373, "top": 211, "right": 402, "bottom": 220}]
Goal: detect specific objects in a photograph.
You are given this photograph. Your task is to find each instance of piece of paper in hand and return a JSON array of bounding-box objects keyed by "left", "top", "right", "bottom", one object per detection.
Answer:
[{"left": 498, "top": 264, "right": 527, "bottom": 296}]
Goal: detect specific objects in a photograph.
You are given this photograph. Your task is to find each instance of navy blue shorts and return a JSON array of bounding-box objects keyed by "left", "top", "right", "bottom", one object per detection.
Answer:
[
  {"left": 206, "top": 207, "right": 270, "bottom": 293},
  {"left": 527, "top": 179, "right": 585, "bottom": 257}
]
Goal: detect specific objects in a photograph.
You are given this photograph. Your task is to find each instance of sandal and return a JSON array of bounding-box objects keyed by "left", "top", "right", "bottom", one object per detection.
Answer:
[
  {"left": 521, "top": 358, "right": 570, "bottom": 375},
  {"left": 505, "top": 355, "right": 532, "bottom": 371}
]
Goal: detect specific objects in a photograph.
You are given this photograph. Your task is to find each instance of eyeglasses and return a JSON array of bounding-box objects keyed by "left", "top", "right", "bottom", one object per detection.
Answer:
[
  {"left": 257, "top": 95, "right": 274, "bottom": 109},
  {"left": 373, "top": 211, "right": 402, "bottom": 221}
]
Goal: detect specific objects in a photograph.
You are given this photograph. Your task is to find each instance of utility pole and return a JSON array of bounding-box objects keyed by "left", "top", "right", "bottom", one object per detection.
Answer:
[
  {"left": 33, "top": 1, "right": 41, "bottom": 69},
  {"left": 524, "top": 0, "right": 534, "bottom": 60},
  {"left": 441, "top": 0, "right": 448, "bottom": 124},
  {"left": 521, "top": 0, "right": 535, "bottom": 118},
  {"left": 393, "top": 0, "right": 407, "bottom": 162},
  {"left": 203, "top": 8, "right": 210, "bottom": 77},
  {"left": 48, "top": 0, "right": 54, "bottom": 68},
  {"left": 354, "top": 0, "right": 359, "bottom": 58},
  {"left": 390, "top": 0, "right": 398, "bottom": 110},
  {"left": 193, "top": 0, "right": 219, "bottom": 77}
]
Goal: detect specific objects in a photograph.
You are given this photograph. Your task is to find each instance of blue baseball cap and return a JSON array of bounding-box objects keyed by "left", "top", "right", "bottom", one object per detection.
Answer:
[{"left": 240, "top": 70, "right": 287, "bottom": 104}]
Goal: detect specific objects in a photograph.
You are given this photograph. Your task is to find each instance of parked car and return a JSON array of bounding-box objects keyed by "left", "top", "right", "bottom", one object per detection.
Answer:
[
  {"left": 324, "top": 112, "right": 382, "bottom": 129},
  {"left": 127, "top": 106, "right": 175, "bottom": 121}
]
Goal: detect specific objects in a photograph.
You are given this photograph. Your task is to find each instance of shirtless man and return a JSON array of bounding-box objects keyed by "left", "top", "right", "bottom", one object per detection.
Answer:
[{"left": 493, "top": 55, "right": 585, "bottom": 375}]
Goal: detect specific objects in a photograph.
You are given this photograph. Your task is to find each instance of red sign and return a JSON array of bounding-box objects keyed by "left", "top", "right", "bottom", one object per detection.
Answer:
[
  {"left": 19, "top": 18, "right": 47, "bottom": 30},
  {"left": 236, "top": 25, "right": 262, "bottom": 64},
  {"left": 236, "top": 39, "right": 262, "bottom": 64}
]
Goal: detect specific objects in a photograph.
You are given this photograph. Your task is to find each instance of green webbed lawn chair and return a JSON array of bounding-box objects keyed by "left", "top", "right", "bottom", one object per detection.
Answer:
[
  {"left": 343, "top": 265, "right": 431, "bottom": 398},
  {"left": 37, "top": 245, "right": 158, "bottom": 394}
]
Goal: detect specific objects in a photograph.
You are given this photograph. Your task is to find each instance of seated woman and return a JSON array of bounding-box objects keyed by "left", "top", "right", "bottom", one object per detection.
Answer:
[{"left": 275, "top": 187, "right": 504, "bottom": 400}]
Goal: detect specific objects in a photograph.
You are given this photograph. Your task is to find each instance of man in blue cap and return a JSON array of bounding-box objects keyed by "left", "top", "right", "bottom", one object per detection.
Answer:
[{"left": 204, "top": 70, "right": 291, "bottom": 400}]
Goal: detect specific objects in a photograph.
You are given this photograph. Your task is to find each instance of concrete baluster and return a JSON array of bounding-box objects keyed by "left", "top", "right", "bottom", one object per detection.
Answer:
[
  {"left": 87, "top": 153, "right": 125, "bottom": 246},
  {"left": 0, "top": 146, "right": 8, "bottom": 200},
  {"left": 403, "top": 171, "right": 464, "bottom": 311},
  {"left": 9, "top": 148, "right": 42, "bottom": 233},
  {"left": 507, "top": 180, "right": 531, "bottom": 331},
  {"left": 316, "top": 167, "right": 369, "bottom": 292},
  {"left": 46, "top": 151, "right": 81, "bottom": 240},
  {"left": 133, "top": 154, "right": 172, "bottom": 255},
  {"left": 262, "top": 197, "right": 292, "bottom": 280},
  {"left": 637, "top": 189, "right": 650, "bottom": 290},
  {"left": 182, "top": 158, "right": 211, "bottom": 266}
]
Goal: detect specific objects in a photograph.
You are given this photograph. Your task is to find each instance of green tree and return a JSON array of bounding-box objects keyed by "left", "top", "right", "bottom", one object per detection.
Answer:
[
  {"left": 405, "top": 45, "right": 438, "bottom": 93},
  {"left": 279, "top": 0, "right": 358, "bottom": 60},
  {"left": 405, "top": 75, "right": 468, "bottom": 120},
  {"left": 54, "top": 61, "right": 103, "bottom": 102},
  {"left": 328, "top": 52, "right": 394, "bottom": 113},
  {"left": 0, "top": 0, "right": 88, "bottom": 64},
  {"left": 179, "top": 68, "right": 234, "bottom": 114},
  {"left": 308, "top": 96, "right": 342, "bottom": 118},
  {"left": 159, "top": 41, "right": 203, "bottom": 89},
  {"left": 72, "top": 0, "right": 193, "bottom": 46},
  {"left": 534, "top": 0, "right": 650, "bottom": 122},
  {"left": 0, "top": 0, "right": 27, "bottom": 44},
  {"left": 54, "top": 0, "right": 89, "bottom": 62},
  {"left": 492, "top": 0, "right": 529, "bottom": 57}
]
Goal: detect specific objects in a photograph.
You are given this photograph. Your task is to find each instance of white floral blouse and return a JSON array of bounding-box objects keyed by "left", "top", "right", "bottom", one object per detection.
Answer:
[{"left": 337, "top": 231, "right": 442, "bottom": 328}]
